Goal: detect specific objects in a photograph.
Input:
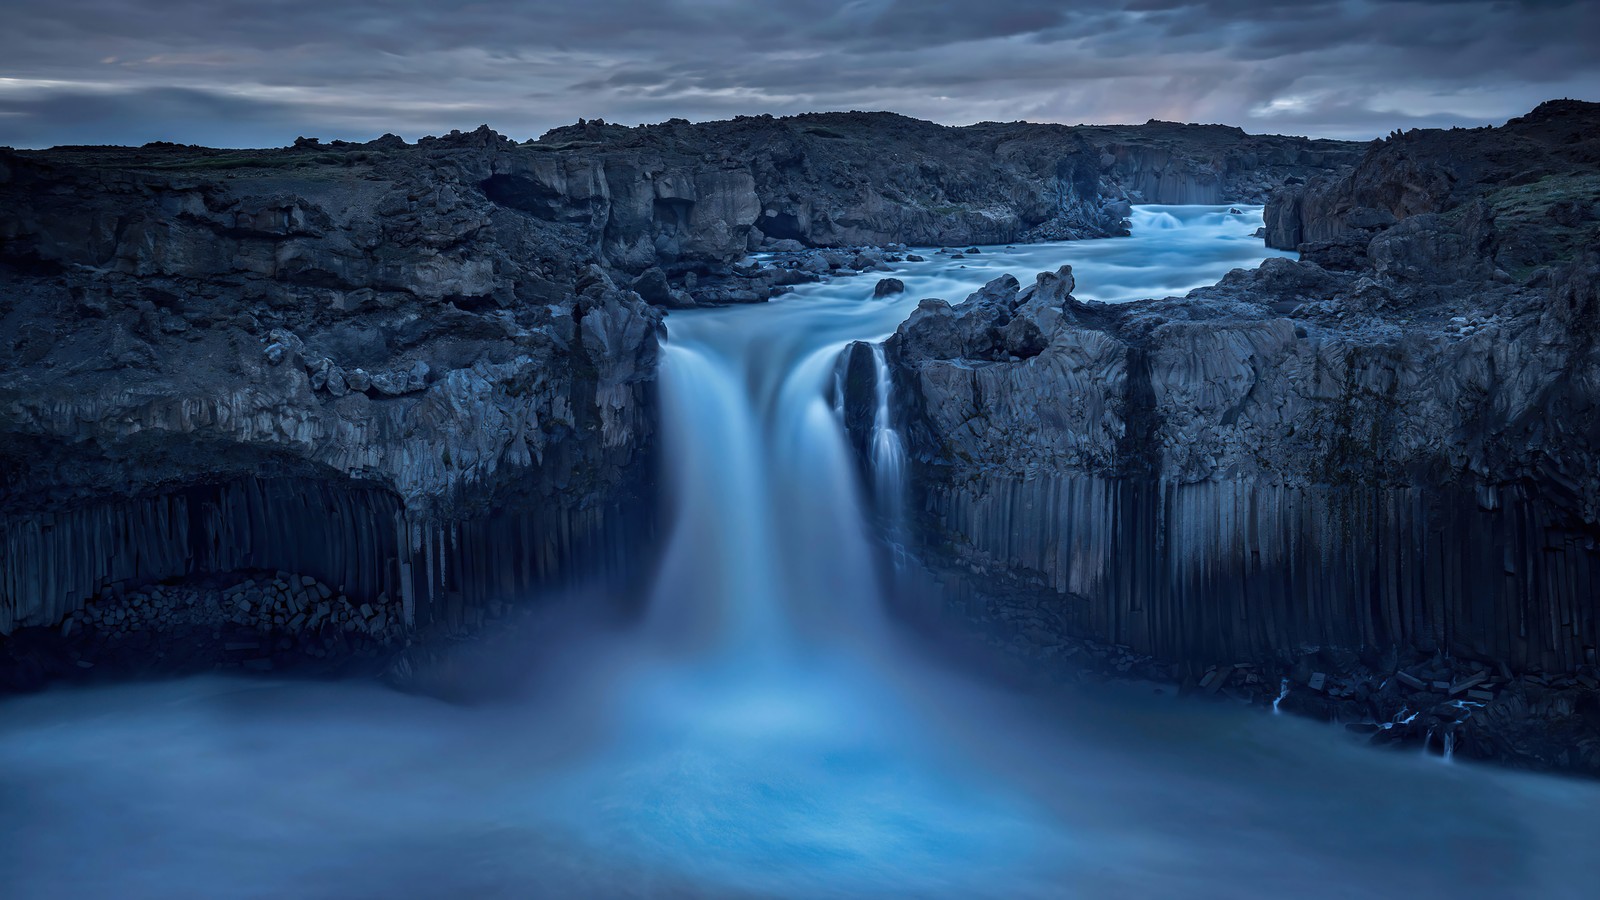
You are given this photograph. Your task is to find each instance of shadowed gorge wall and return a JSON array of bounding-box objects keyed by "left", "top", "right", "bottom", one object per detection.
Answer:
[
  {"left": 0, "top": 475, "right": 654, "bottom": 637},
  {"left": 920, "top": 475, "right": 1600, "bottom": 672},
  {"left": 404, "top": 491, "right": 654, "bottom": 631},
  {"left": 1, "top": 478, "right": 405, "bottom": 634}
]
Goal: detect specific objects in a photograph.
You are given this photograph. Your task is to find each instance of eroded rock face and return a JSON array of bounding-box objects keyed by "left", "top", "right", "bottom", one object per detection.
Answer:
[
  {"left": 1266, "top": 99, "right": 1600, "bottom": 276},
  {"left": 532, "top": 112, "right": 1127, "bottom": 256},
  {"left": 867, "top": 103, "right": 1600, "bottom": 769},
  {"left": 532, "top": 111, "right": 1358, "bottom": 258},
  {"left": 0, "top": 138, "right": 664, "bottom": 642}
]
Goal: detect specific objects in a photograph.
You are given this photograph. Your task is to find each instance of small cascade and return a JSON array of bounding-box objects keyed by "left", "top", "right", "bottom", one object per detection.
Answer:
[
  {"left": 1442, "top": 731, "right": 1455, "bottom": 763},
  {"left": 1272, "top": 677, "right": 1290, "bottom": 715},
  {"left": 1380, "top": 709, "right": 1419, "bottom": 731},
  {"left": 1131, "top": 208, "right": 1183, "bottom": 230},
  {"left": 1423, "top": 727, "right": 1436, "bottom": 757},
  {"left": 868, "top": 342, "right": 909, "bottom": 559}
]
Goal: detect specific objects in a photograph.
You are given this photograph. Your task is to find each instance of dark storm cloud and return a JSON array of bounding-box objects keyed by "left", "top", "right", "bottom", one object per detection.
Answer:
[{"left": 1, "top": 0, "right": 1597, "bottom": 147}]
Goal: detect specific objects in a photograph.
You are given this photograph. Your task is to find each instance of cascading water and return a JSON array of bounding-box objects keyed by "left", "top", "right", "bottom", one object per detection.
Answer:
[
  {"left": 868, "top": 342, "right": 907, "bottom": 543},
  {"left": 3, "top": 207, "right": 1599, "bottom": 899}
]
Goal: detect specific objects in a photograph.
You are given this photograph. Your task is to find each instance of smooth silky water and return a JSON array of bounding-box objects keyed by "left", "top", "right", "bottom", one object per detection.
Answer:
[{"left": 4, "top": 207, "right": 1598, "bottom": 898}]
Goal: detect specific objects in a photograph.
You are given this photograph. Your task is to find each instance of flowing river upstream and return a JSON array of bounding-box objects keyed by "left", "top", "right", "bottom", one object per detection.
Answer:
[{"left": 3, "top": 207, "right": 1598, "bottom": 898}]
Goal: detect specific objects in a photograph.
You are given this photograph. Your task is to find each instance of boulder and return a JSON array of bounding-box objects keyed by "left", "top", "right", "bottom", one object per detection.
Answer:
[{"left": 873, "top": 278, "right": 905, "bottom": 298}]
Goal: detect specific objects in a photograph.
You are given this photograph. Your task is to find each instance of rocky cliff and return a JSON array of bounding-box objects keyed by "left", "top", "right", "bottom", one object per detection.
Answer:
[
  {"left": 0, "top": 110, "right": 1357, "bottom": 686},
  {"left": 1080, "top": 120, "right": 1360, "bottom": 205},
  {"left": 1266, "top": 98, "right": 1600, "bottom": 273},
  {"left": 538, "top": 112, "right": 1359, "bottom": 256},
  {"left": 0, "top": 135, "right": 668, "bottom": 687},
  {"left": 868, "top": 100, "right": 1600, "bottom": 771}
]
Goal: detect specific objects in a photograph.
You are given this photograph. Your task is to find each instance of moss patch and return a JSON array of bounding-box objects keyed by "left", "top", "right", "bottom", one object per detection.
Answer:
[{"left": 1475, "top": 172, "right": 1600, "bottom": 275}]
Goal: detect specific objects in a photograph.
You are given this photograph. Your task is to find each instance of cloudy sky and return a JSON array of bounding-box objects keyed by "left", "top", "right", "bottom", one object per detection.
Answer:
[{"left": 2, "top": 0, "right": 1597, "bottom": 148}]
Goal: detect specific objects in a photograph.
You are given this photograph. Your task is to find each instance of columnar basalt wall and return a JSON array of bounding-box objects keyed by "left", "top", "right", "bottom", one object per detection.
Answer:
[
  {"left": 402, "top": 491, "right": 655, "bottom": 632},
  {"left": 874, "top": 254, "right": 1600, "bottom": 678},
  {"left": 920, "top": 475, "right": 1600, "bottom": 672},
  {"left": 0, "top": 475, "right": 654, "bottom": 638},
  {"left": 0, "top": 478, "right": 404, "bottom": 635}
]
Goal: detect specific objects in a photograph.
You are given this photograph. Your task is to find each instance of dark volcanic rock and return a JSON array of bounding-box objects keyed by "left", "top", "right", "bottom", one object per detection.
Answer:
[
  {"left": 535, "top": 111, "right": 1124, "bottom": 255},
  {"left": 0, "top": 138, "right": 663, "bottom": 646},
  {"left": 867, "top": 101, "right": 1600, "bottom": 773},
  {"left": 873, "top": 277, "right": 905, "bottom": 298},
  {"left": 528, "top": 111, "right": 1355, "bottom": 258},
  {"left": 1081, "top": 119, "right": 1361, "bottom": 205},
  {"left": 1266, "top": 99, "right": 1600, "bottom": 276}
]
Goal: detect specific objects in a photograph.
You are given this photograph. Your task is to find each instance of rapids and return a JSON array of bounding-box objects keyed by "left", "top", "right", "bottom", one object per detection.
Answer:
[{"left": 3, "top": 207, "right": 1598, "bottom": 899}]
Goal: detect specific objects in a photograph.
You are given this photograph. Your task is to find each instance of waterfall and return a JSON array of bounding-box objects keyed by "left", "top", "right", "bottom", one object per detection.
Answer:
[
  {"left": 868, "top": 342, "right": 909, "bottom": 558},
  {"left": 646, "top": 341, "right": 790, "bottom": 658},
  {"left": 646, "top": 303, "right": 902, "bottom": 659}
]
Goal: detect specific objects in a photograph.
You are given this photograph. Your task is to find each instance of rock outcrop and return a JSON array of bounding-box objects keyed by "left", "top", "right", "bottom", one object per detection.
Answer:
[
  {"left": 1080, "top": 120, "right": 1361, "bottom": 205},
  {"left": 0, "top": 136, "right": 664, "bottom": 671},
  {"left": 868, "top": 100, "right": 1600, "bottom": 772},
  {"left": 533, "top": 113, "right": 1059, "bottom": 255},
  {"left": 545, "top": 112, "right": 1358, "bottom": 257},
  {"left": 1266, "top": 99, "right": 1600, "bottom": 274}
]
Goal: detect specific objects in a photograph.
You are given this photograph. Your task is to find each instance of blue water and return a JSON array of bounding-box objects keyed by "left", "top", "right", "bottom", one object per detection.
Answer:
[{"left": 2, "top": 207, "right": 1596, "bottom": 898}]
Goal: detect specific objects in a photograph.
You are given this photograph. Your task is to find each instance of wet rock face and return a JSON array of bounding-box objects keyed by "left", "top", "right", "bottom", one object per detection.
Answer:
[{"left": 871, "top": 102, "right": 1600, "bottom": 712}]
